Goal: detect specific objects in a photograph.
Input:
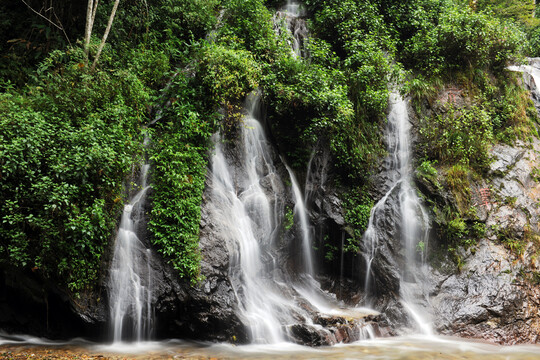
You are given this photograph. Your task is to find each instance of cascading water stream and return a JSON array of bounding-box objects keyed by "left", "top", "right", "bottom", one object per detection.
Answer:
[
  {"left": 508, "top": 59, "right": 540, "bottom": 111},
  {"left": 204, "top": 1, "right": 376, "bottom": 344},
  {"left": 279, "top": 0, "right": 315, "bottom": 280},
  {"left": 274, "top": 0, "right": 308, "bottom": 58},
  {"left": 285, "top": 166, "right": 314, "bottom": 277},
  {"left": 209, "top": 94, "right": 287, "bottom": 344},
  {"left": 108, "top": 139, "right": 153, "bottom": 343},
  {"left": 362, "top": 92, "right": 431, "bottom": 333}
]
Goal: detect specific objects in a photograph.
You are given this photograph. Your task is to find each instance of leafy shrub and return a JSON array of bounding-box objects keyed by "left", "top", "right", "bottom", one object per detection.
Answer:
[
  {"left": 197, "top": 43, "right": 262, "bottom": 110},
  {"left": 402, "top": 4, "right": 526, "bottom": 76},
  {"left": 343, "top": 192, "right": 374, "bottom": 253},
  {"left": 148, "top": 73, "right": 217, "bottom": 283},
  {"left": 219, "top": 0, "right": 282, "bottom": 60},
  {"left": 419, "top": 105, "right": 493, "bottom": 172},
  {"left": 0, "top": 48, "right": 149, "bottom": 293},
  {"left": 417, "top": 160, "right": 439, "bottom": 183},
  {"left": 446, "top": 164, "right": 471, "bottom": 211},
  {"left": 447, "top": 217, "right": 467, "bottom": 240}
]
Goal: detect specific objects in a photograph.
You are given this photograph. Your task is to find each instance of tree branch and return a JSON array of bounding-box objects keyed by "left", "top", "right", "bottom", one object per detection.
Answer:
[
  {"left": 52, "top": 9, "right": 71, "bottom": 47},
  {"left": 20, "top": 0, "right": 62, "bottom": 30},
  {"left": 20, "top": 0, "right": 72, "bottom": 46}
]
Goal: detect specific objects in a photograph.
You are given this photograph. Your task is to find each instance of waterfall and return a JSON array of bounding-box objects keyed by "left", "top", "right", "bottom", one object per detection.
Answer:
[
  {"left": 203, "top": 1, "right": 376, "bottom": 344},
  {"left": 508, "top": 59, "right": 540, "bottom": 112},
  {"left": 209, "top": 94, "right": 287, "bottom": 343},
  {"left": 108, "top": 146, "right": 153, "bottom": 343},
  {"left": 274, "top": 0, "right": 309, "bottom": 58},
  {"left": 362, "top": 92, "right": 431, "bottom": 333},
  {"left": 285, "top": 166, "right": 314, "bottom": 277}
]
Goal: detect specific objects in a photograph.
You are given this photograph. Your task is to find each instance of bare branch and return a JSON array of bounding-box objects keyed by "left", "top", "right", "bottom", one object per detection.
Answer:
[
  {"left": 20, "top": 0, "right": 72, "bottom": 47},
  {"left": 52, "top": 9, "right": 71, "bottom": 47},
  {"left": 20, "top": 0, "right": 62, "bottom": 30},
  {"left": 84, "top": 0, "right": 100, "bottom": 62}
]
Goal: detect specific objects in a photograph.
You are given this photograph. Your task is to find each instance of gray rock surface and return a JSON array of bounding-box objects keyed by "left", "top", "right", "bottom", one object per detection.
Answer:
[
  {"left": 428, "top": 139, "right": 540, "bottom": 344},
  {"left": 432, "top": 240, "right": 540, "bottom": 344}
]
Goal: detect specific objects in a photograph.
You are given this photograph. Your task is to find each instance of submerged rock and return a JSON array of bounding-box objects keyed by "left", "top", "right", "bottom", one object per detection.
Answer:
[{"left": 287, "top": 312, "right": 389, "bottom": 346}]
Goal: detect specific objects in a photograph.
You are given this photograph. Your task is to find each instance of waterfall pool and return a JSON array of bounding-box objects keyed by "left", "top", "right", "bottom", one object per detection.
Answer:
[{"left": 1, "top": 335, "right": 539, "bottom": 359}]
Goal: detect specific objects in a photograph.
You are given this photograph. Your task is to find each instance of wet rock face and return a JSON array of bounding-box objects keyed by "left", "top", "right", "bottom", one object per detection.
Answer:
[
  {"left": 431, "top": 240, "right": 540, "bottom": 344},
  {"left": 287, "top": 313, "right": 392, "bottom": 346},
  {"left": 0, "top": 267, "right": 107, "bottom": 340},
  {"left": 168, "top": 132, "right": 290, "bottom": 344},
  {"left": 160, "top": 177, "right": 248, "bottom": 343},
  {"left": 426, "top": 138, "right": 540, "bottom": 345},
  {"left": 487, "top": 140, "right": 540, "bottom": 238},
  {"left": 364, "top": 187, "right": 402, "bottom": 298}
]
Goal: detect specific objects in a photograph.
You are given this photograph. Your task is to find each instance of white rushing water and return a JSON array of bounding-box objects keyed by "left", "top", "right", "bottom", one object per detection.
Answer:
[
  {"left": 362, "top": 92, "right": 431, "bottom": 332},
  {"left": 209, "top": 94, "right": 288, "bottom": 343},
  {"left": 204, "top": 1, "right": 336, "bottom": 343},
  {"left": 508, "top": 59, "right": 540, "bottom": 103},
  {"left": 209, "top": 92, "right": 373, "bottom": 343},
  {"left": 285, "top": 165, "right": 314, "bottom": 276},
  {"left": 108, "top": 150, "right": 153, "bottom": 343},
  {"left": 274, "top": 0, "right": 308, "bottom": 58}
]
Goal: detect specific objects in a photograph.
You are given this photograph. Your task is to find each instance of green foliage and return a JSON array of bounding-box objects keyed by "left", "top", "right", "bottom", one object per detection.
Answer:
[
  {"left": 306, "top": 0, "right": 394, "bottom": 58},
  {"left": 447, "top": 217, "right": 467, "bottom": 240},
  {"left": 284, "top": 207, "right": 294, "bottom": 231},
  {"left": 324, "top": 242, "right": 339, "bottom": 262},
  {"left": 152, "top": 0, "right": 221, "bottom": 45},
  {"left": 124, "top": 47, "right": 171, "bottom": 90},
  {"left": 528, "top": 26, "right": 540, "bottom": 57},
  {"left": 0, "top": 48, "right": 148, "bottom": 293},
  {"left": 485, "top": 72, "right": 538, "bottom": 143},
  {"left": 197, "top": 43, "right": 262, "bottom": 112},
  {"left": 148, "top": 73, "right": 217, "bottom": 284},
  {"left": 219, "top": 0, "right": 282, "bottom": 60},
  {"left": 375, "top": 0, "right": 450, "bottom": 44},
  {"left": 444, "top": 213, "right": 483, "bottom": 265},
  {"left": 264, "top": 56, "right": 380, "bottom": 175},
  {"left": 531, "top": 166, "right": 540, "bottom": 182},
  {"left": 420, "top": 105, "right": 494, "bottom": 172},
  {"left": 402, "top": 74, "right": 442, "bottom": 112},
  {"left": 264, "top": 0, "right": 394, "bottom": 181},
  {"left": 417, "top": 160, "right": 439, "bottom": 183},
  {"left": 306, "top": 0, "right": 394, "bottom": 123},
  {"left": 476, "top": 0, "right": 539, "bottom": 28},
  {"left": 496, "top": 225, "right": 526, "bottom": 255},
  {"left": 402, "top": 4, "right": 526, "bottom": 76},
  {"left": 0, "top": 1, "right": 86, "bottom": 85},
  {"left": 416, "top": 70, "right": 535, "bottom": 188},
  {"left": 471, "top": 221, "right": 487, "bottom": 238},
  {"left": 446, "top": 164, "right": 472, "bottom": 213},
  {"left": 344, "top": 192, "right": 373, "bottom": 253}
]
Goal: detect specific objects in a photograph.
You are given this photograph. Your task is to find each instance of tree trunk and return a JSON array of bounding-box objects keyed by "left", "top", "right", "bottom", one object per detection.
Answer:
[
  {"left": 84, "top": 0, "right": 99, "bottom": 63},
  {"left": 84, "top": 0, "right": 93, "bottom": 60},
  {"left": 91, "top": 0, "right": 120, "bottom": 71}
]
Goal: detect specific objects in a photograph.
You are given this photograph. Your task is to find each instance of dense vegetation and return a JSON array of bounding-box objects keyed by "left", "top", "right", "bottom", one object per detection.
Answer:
[{"left": 0, "top": 0, "right": 537, "bottom": 293}]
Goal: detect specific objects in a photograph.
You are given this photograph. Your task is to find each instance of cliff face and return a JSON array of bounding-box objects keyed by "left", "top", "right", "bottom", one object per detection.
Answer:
[
  {"left": 413, "top": 68, "right": 540, "bottom": 343},
  {"left": 424, "top": 138, "right": 540, "bottom": 344}
]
